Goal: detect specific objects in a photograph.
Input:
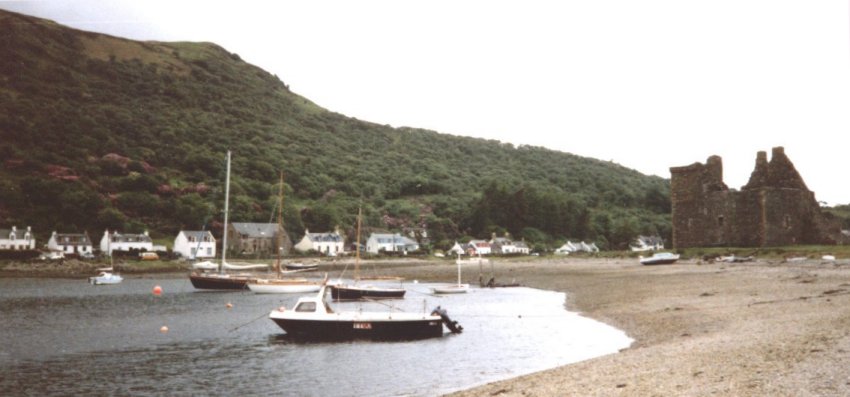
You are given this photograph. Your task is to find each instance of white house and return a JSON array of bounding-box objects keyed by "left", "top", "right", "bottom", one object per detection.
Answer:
[
  {"left": 514, "top": 240, "right": 531, "bottom": 255},
  {"left": 630, "top": 235, "right": 664, "bottom": 252},
  {"left": 466, "top": 240, "right": 492, "bottom": 256},
  {"left": 447, "top": 241, "right": 466, "bottom": 256},
  {"left": 555, "top": 241, "right": 600, "bottom": 255},
  {"left": 47, "top": 231, "right": 93, "bottom": 255},
  {"left": 366, "top": 233, "right": 419, "bottom": 254},
  {"left": 100, "top": 230, "right": 154, "bottom": 256},
  {"left": 294, "top": 228, "right": 345, "bottom": 256},
  {"left": 173, "top": 230, "right": 216, "bottom": 259},
  {"left": 0, "top": 226, "right": 35, "bottom": 250}
]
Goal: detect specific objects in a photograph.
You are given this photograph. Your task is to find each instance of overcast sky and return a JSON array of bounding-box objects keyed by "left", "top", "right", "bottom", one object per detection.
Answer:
[{"left": 3, "top": 1, "right": 850, "bottom": 204}]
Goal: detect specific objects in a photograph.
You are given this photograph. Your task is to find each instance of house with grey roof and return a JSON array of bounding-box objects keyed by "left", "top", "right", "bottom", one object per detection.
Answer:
[
  {"left": 173, "top": 230, "right": 216, "bottom": 259},
  {"left": 99, "top": 230, "right": 153, "bottom": 256},
  {"left": 227, "top": 222, "right": 291, "bottom": 257},
  {"left": 0, "top": 226, "right": 35, "bottom": 251},
  {"left": 293, "top": 228, "right": 344, "bottom": 256},
  {"left": 48, "top": 231, "right": 93, "bottom": 255},
  {"left": 365, "top": 233, "right": 420, "bottom": 254}
]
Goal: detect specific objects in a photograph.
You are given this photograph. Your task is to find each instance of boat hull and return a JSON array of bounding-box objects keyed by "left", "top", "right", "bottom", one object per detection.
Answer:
[
  {"left": 432, "top": 284, "right": 469, "bottom": 294},
  {"left": 270, "top": 317, "right": 443, "bottom": 341},
  {"left": 247, "top": 282, "right": 322, "bottom": 294},
  {"left": 189, "top": 273, "right": 252, "bottom": 290},
  {"left": 330, "top": 285, "right": 406, "bottom": 300},
  {"left": 640, "top": 259, "right": 678, "bottom": 265}
]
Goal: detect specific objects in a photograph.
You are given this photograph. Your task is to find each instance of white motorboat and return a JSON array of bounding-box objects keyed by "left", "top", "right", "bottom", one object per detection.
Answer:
[
  {"left": 268, "top": 285, "right": 462, "bottom": 340},
  {"left": 639, "top": 252, "right": 680, "bottom": 265},
  {"left": 89, "top": 271, "right": 123, "bottom": 285}
]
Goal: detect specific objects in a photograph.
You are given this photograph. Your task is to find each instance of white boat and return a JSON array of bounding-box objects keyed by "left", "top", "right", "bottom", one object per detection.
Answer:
[
  {"left": 268, "top": 285, "right": 462, "bottom": 340},
  {"left": 89, "top": 270, "right": 123, "bottom": 285},
  {"left": 247, "top": 278, "right": 323, "bottom": 294},
  {"left": 639, "top": 252, "right": 680, "bottom": 265},
  {"left": 433, "top": 254, "right": 470, "bottom": 294}
]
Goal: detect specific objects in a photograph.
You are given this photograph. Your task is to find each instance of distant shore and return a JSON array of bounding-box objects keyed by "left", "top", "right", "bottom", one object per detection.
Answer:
[{"left": 5, "top": 256, "right": 850, "bottom": 396}]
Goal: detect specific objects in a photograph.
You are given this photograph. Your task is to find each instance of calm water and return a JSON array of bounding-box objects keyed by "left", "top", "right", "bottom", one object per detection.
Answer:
[{"left": 0, "top": 276, "right": 632, "bottom": 396}]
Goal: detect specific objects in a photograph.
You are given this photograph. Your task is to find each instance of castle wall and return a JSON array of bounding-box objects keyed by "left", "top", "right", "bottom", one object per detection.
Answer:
[{"left": 670, "top": 147, "right": 838, "bottom": 249}]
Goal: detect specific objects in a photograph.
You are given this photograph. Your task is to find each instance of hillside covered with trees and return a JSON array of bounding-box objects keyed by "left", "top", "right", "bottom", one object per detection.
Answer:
[{"left": 0, "top": 9, "right": 671, "bottom": 251}]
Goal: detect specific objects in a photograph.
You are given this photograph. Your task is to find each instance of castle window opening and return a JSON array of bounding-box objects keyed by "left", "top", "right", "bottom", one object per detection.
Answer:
[{"left": 717, "top": 216, "right": 724, "bottom": 227}]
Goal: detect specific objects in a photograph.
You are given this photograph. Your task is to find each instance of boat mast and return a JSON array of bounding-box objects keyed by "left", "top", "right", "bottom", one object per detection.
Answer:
[
  {"left": 220, "top": 151, "right": 231, "bottom": 274},
  {"left": 355, "top": 207, "right": 362, "bottom": 281},
  {"left": 276, "top": 170, "right": 284, "bottom": 276}
]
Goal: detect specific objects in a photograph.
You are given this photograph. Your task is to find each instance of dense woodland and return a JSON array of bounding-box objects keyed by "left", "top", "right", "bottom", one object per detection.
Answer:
[{"left": 0, "top": 10, "right": 674, "bottom": 252}]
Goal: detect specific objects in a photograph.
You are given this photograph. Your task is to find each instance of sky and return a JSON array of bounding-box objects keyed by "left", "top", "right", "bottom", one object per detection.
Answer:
[{"left": 3, "top": 1, "right": 850, "bottom": 204}]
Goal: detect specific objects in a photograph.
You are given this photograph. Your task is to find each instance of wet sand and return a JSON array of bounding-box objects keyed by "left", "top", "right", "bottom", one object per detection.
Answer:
[
  {"left": 6, "top": 256, "right": 850, "bottom": 395},
  {"left": 396, "top": 257, "right": 850, "bottom": 397}
]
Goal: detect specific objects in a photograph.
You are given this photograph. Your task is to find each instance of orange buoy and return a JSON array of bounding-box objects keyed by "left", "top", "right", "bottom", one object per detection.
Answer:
[
  {"left": 152, "top": 285, "right": 162, "bottom": 296},
  {"left": 226, "top": 302, "right": 233, "bottom": 309},
  {"left": 160, "top": 325, "right": 169, "bottom": 333}
]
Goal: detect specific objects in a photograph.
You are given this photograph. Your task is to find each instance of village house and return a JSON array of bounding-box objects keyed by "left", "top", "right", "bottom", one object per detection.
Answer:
[
  {"left": 293, "top": 228, "right": 345, "bottom": 256},
  {"left": 489, "top": 233, "right": 531, "bottom": 255},
  {"left": 365, "top": 233, "right": 419, "bottom": 254},
  {"left": 0, "top": 226, "right": 35, "bottom": 250},
  {"left": 555, "top": 240, "right": 600, "bottom": 255},
  {"left": 466, "top": 239, "right": 492, "bottom": 256},
  {"left": 47, "top": 231, "right": 93, "bottom": 255},
  {"left": 447, "top": 241, "right": 466, "bottom": 256},
  {"left": 629, "top": 235, "right": 664, "bottom": 252},
  {"left": 227, "top": 222, "right": 291, "bottom": 257},
  {"left": 173, "top": 230, "right": 216, "bottom": 259},
  {"left": 99, "top": 230, "right": 154, "bottom": 256}
]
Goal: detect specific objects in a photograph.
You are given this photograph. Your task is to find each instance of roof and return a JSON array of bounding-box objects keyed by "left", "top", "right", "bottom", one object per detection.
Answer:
[
  {"left": 180, "top": 231, "right": 214, "bottom": 240},
  {"left": 370, "top": 233, "right": 418, "bottom": 245},
  {"left": 307, "top": 232, "right": 343, "bottom": 243},
  {"left": 109, "top": 232, "right": 152, "bottom": 243},
  {"left": 231, "top": 223, "right": 278, "bottom": 238},
  {"left": 54, "top": 233, "right": 92, "bottom": 245}
]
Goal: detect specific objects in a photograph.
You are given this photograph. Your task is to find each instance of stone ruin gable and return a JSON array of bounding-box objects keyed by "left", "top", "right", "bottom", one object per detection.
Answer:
[
  {"left": 670, "top": 147, "right": 839, "bottom": 248},
  {"left": 670, "top": 155, "right": 733, "bottom": 248}
]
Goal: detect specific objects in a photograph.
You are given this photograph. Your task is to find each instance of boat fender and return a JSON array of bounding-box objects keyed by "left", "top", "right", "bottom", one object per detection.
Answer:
[{"left": 278, "top": 306, "right": 286, "bottom": 312}]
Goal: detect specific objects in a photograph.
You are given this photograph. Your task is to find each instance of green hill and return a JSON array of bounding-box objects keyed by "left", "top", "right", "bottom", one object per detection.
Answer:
[{"left": 0, "top": 9, "right": 670, "bottom": 251}]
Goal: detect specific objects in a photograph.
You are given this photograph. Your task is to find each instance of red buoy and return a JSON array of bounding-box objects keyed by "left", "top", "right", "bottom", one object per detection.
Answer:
[{"left": 153, "top": 285, "right": 162, "bottom": 296}]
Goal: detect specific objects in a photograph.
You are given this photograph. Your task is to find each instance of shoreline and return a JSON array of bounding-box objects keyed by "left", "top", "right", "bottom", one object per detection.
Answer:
[{"left": 6, "top": 256, "right": 850, "bottom": 395}]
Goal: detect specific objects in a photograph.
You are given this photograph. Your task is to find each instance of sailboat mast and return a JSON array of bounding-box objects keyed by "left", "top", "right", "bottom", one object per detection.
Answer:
[
  {"left": 220, "top": 151, "right": 231, "bottom": 274},
  {"left": 355, "top": 207, "right": 362, "bottom": 281},
  {"left": 276, "top": 171, "right": 284, "bottom": 274}
]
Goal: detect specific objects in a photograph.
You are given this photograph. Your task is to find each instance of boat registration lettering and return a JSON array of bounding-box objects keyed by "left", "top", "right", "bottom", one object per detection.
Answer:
[{"left": 353, "top": 322, "right": 372, "bottom": 329}]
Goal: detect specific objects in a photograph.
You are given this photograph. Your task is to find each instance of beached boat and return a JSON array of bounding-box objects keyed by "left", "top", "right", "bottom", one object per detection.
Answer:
[
  {"left": 433, "top": 254, "right": 470, "bottom": 294},
  {"left": 330, "top": 208, "right": 405, "bottom": 300},
  {"left": 639, "top": 252, "right": 680, "bottom": 265},
  {"left": 89, "top": 268, "right": 123, "bottom": 285},
  {"left": 269, "top": 285, "right": 462, "bottom": 340}
]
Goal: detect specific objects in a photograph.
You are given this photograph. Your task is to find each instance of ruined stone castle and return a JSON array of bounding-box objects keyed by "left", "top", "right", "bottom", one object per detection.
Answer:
[{"left": 670, "top": 147, "right": 839, "bottom": 248}]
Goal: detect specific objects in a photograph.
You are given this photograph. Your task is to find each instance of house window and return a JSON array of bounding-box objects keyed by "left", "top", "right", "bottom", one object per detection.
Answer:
[{"left": 206, "top": 247, "right": 212, "bottom": 256}]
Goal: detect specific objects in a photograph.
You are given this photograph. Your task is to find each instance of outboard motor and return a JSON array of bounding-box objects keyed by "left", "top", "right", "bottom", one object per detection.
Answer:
[{"left": 431, "top": 306, "right": 463, "bottom": 334}]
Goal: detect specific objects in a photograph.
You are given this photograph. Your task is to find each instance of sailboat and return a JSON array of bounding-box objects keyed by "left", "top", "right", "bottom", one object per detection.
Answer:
[
  {"left": 329, "top": 208, "right": 406, "bottom": 300},
  {"left": 247, "top": 171, "right": 323, "bottom": 294},
  {"left": 432, "top": 253, "right": 470, "bottom": 294},
  {"left": 189, "top": 151, "right": 267, "bottom": 291}
]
